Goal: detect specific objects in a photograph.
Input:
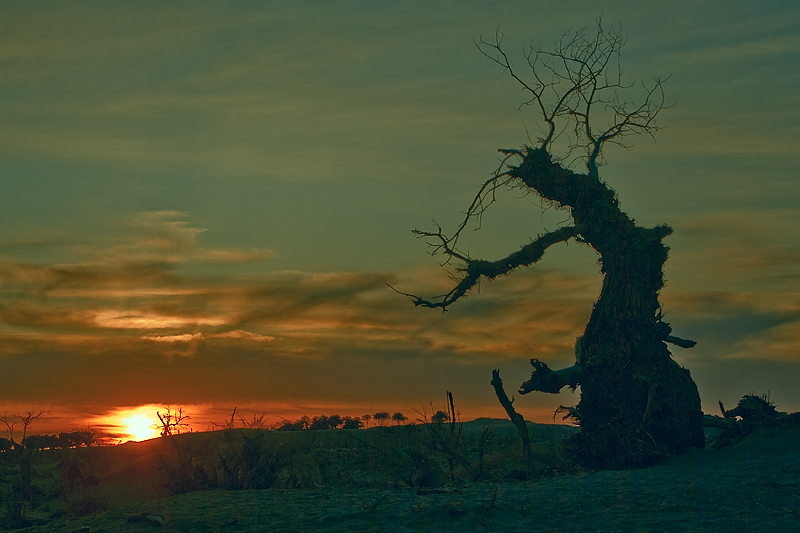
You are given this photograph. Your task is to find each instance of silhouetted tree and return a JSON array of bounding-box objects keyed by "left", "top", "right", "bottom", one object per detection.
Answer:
[
  {"left": 373, "top": 412, "right": 390, "bottom": 427},
  {"left": 361, "top": 414, "right": 372, "bottom": 428},
  {"left": 57, "top": 430, "right": 96, "bottom": 449},
  {"left": 310, "top": 414, "right": 344, "bottom": 430},
  {"left": 309, "top": 415, "right": 327, "bottom": 430},
  {"left": 430, "top": 410, "right": 450, "bottom": 425},
  {"left": 156, "top": 407, "right": 191, "bottom": 437},
  {"left": 1, "top": 407, "right": 50, "bottom": 520},
  {"left": 22, "top": 433, "right": 58, "bottom": 452},
  {"left": 341, "top": 416, "right": 363, "bottom": 430},
  {"left": 274, "top": 416, "right": 309, "bottom": 431},
  {"left": 398, "top": 21, "right": 704, "bottom": 468},
  {"left": 391, "top": 412, "right": 408, "bottom": 425}
]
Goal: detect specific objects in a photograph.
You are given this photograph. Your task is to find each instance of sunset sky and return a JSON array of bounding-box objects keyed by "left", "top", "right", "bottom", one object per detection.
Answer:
[{"left": 2, "top": 1, "right": 799, "bottom": 441}]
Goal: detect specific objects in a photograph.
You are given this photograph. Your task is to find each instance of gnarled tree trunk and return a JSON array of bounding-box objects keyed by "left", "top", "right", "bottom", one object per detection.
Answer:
[{"left": 514, "top": 147, "right": 704, "bottom": 468}]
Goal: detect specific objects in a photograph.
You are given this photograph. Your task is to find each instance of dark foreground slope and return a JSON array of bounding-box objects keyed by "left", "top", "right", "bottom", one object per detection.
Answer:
[{"left": 10, "top": 422, "right": 800, "bottom": 532}]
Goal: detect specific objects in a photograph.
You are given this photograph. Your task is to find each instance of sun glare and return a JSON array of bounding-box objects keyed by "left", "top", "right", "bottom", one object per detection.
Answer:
[{"left": 122, "top": 414, "right": 160, "bottom": 442}]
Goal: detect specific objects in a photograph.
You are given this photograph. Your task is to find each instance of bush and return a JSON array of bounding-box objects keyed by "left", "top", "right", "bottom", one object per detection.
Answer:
[{"left": 156, "top": 429, "right": 300, "bottom": 494}]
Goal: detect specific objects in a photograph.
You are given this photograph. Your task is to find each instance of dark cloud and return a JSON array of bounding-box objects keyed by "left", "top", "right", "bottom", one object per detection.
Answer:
[{"left": 663, "top": 290, "right": 800, "bottom": 363}]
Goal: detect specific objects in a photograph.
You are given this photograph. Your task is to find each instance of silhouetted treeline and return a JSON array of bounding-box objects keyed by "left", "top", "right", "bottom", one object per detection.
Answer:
[
  {"left": 273, "top": 412, "right": 410, "bottom": 431},
  {"left": 0, "top": 431, "right": 95, "bottom": 452}
]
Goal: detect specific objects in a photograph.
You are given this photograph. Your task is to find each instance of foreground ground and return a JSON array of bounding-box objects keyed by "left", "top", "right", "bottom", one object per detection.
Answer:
[{"left": 7, "top": 422, "right": 800, "bottom": 532}]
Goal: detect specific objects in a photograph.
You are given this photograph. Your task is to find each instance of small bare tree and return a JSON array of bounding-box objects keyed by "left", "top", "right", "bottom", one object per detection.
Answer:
[
  {"left": 397, "top": 21, "right": 704, "bottom": 468},
  {"left": 1, "top": 406, "right": 51, "bottom": 520},
  {"left": 1, "top": 407, "right": 50, "bottom": 449},
  {"left": 156, "top": 407, "right": 191, "bottom": 437}
]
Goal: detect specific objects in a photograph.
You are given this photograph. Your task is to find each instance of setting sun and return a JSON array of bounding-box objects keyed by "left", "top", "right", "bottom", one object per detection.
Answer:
[{"left": 122, "top": 414, "right": 160, "bottom": 442}]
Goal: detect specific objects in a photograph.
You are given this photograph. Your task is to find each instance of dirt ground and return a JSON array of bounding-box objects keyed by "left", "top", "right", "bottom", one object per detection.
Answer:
[{"left": 9, "top": 423, "right": 800, "bottom": 532}]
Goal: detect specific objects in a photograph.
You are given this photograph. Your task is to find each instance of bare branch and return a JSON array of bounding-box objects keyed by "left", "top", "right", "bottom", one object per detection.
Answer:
[
  {"left": 412, "top": 149, "right": 524, "bottom": 265},
  {"left": 477, "top": 19, "right": 669, "bottom": 179},
  {"left": 491, "top": 369, "right": 534, "bottom": 473},
  {"left": 519, "top": 359, "right": 583, "bottom": 395},
  {"left": 665, "top": 335, "right": 696, "bottom": 349},
  {"left": 1, "top": 406, "right": 51, "bottom": 447},
  {"left": 401, "top": 225, "right": 583, "bottom": 310},
  {"left": 156, "top": 406, "right": 191, "bottom": 437},
  {"left": 404, "top": 20, "right": 670, "bottom": 310}
]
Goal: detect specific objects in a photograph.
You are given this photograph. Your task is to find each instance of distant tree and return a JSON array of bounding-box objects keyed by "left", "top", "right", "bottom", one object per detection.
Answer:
[
  {"left": 156, "top": 407, "right": 191, "bottom": 437},
  {"left": 341, "top": 416, "right": 363, "bottom": 430},
  {"left": 310, "top": 414, "right": 344, "bottom": 430},
  {"left": 57, "top": 430, "right": 96, "bottom": 449},
  {"left": 274, "top": 417, "right": 309, "bottom": 431},
  {"left": 22, "top": 433, "right": 58, "bottom": 452},
  {"left": 244, "top": 412, "right": 269, "bottom": 429},
  {"left": 212, "top": 406, "right": 267, "bottom": 430},
  {"left": 361, "top": 414, "right": 372, "bottom": 428},
  {"left": 309, "top": 415, "right": 329, "bottom": 431},
  {"left": 217, "top": 406, "right": 240, "bottom": 430},
  {"left": 0, "top": 407, "right": 50, "bottom": 450},
  {"left": 327, "top": 414, "right": 343, "bottom": 429},
  {"left": 391, "top": 412, "right": 408, "bottom": 426},
  {"left": 430, "top": 410, "right": 450, "bottom": 425},
  {"left": 398, "top": 21, "right": 704, "bottom": 468},
  {"left": 274, "top": 420, "right": 291, "bottom": 431},
  {"left": 1, "top": 406, "right": 50, "bottom": 520},
  {"left": 373, "top": 412, "right": 390, "bottom": 427}
]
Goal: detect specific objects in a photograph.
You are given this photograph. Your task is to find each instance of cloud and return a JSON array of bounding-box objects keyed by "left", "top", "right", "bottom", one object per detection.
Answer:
[
  {"left": 0, "top": 217, "right": 599, "bottom": 408},
  {"left": 659, "top": 210, "right": 800, "bottom": 364},
  {"left": 0, "top": 210, "right": 273, "bottom": 287},
  {"left": 662, "top": 289, "right": 800, "bottom": 364},
  {"left": 1, "top": 216, "right": 797, "bottom": 419},
  {"left": 144, "top": 333, "right": 204, "bottom": 343},
  {"left": 0, "top": 194, "right": 601, "bottom": 371},
  {"left": 5, "top": 208, "right": 798, "bottom": 412},
  {"left": 666, "top": 209, "right": 800, "bottom": 291},
  {"left": 100, "top": 211, "right": 275, "bottom": 266},
  {"left": 214, "top": 330, "right": 275, "bottom": 342},
  {"left": 96, "top": 311, "right": 226, "bottom": 330}
]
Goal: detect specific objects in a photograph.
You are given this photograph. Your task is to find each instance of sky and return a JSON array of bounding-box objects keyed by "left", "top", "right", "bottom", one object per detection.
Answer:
[{"left": 1, "top": 0, "right": 799, "bottom": 441}]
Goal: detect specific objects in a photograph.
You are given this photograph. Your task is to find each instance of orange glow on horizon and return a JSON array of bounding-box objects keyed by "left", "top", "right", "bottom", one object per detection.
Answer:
[
  {"left": 56, "top": 401, "right": 576, "bottom": 445},
  {"left": 91, "top": 405, "right": 171, "bottom": 443},
  {"left": 121, "top": 414, "right": 160, "bottom": 441}
]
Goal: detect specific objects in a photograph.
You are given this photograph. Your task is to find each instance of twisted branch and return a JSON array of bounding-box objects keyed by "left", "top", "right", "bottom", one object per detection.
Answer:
[
  {"left": 392, "top": 224, "right": 584, "bottom": 310},
  {"left": 412, "top": 149, "right": 524, "bottom": 265}
]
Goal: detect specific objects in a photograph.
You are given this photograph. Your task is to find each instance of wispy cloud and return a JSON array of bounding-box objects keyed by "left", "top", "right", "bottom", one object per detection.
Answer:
[
  {"left": 0, "top": 214, "right": 599, "bottom": 407},
  {"left": 657, "top": 209, "right": 800, "bottom": 363},
  {"left": 668, "top": 209, "right": 800, "bottom": 289}
]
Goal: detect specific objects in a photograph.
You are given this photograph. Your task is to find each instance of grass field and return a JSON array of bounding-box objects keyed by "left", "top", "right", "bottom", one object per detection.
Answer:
[
  {"left": 2, "top": 419, "right": 799, "bottom": 531},
  {"left": 1, "top": 418, "right": 574, "bottom": 529}
]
